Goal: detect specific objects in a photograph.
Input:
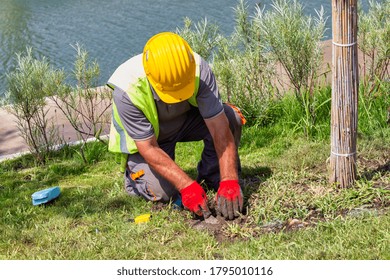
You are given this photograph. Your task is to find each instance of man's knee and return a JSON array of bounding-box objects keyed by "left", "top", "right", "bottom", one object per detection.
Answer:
[{"left": 125, "top": 154, "right": 178, "bottom": 202}]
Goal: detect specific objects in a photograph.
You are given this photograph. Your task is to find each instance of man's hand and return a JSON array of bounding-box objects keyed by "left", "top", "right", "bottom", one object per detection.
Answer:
[
  {"left": 180, "top": 181, "right": 209, "bottom": 216},
  {"left": 216, "top": 180, "right": 243, "bottom": 220}
]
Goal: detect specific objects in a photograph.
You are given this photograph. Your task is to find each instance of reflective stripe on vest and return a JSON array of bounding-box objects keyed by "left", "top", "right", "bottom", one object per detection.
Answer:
[{"left": 108, "top": 53, "right": 201, "bottom": 155}]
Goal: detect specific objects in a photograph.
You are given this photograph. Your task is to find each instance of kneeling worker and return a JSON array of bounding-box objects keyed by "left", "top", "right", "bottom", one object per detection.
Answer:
[{"left": 107, "top": 32, "right": 245, "bottom": 220}]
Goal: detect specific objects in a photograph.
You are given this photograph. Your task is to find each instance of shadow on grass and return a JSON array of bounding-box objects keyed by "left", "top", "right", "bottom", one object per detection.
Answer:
[
  {"left": 183, "top": 164, "right": 272, "bottom": 189},
  {"left": 241, "top": 165, "right": 273, "bottom": 212},
  {"left": 360, "top": 160, "right": 390, "bottom": 182},
  {"left": 0, "top": 161, "right": 88, "bottom": 189}
]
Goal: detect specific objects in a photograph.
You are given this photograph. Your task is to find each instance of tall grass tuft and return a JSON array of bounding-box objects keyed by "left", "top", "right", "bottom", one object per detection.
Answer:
[
  {"left": 279, "top": 86, "right": 332, "bottom": 140},
  {"left": 358, "top": 82, "right": 390, "bottom": 137}
]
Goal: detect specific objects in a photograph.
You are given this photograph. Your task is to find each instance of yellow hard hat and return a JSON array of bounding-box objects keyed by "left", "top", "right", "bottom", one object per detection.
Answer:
[{"left": 143, "top": 32, "right": 196, "bottom": 104}]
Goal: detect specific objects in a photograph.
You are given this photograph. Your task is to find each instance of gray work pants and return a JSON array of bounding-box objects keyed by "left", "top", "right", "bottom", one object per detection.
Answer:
[{"left": 124, "top": 104, "right": 243, "bottom": 202}]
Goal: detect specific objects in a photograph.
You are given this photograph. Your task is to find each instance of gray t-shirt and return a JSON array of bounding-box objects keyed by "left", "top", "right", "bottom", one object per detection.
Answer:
[{"left": 113, "top": 57, "right": 223, "bottom": 142}]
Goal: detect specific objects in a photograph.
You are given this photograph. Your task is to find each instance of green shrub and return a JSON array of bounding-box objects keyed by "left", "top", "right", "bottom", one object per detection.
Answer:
[
  {"left": 3, "top": 48, "right": 66, "bottom": 164},
  {"left": 48, "top": 44, "right": 112, "bottom": 164},
  {"left": 358, "top": 0, "right": 390, "bottom": 95},
  {"left": 213, "top": 47, "right": 278, "bottom": 126},
  {"left": 253, "top": 0, "right": 327, "bottom": 136},
  {"left": 253, "top": 0, "right": 326, "bottom": 96},
  {"left": 213, "top": 0, "right": 277, "bottom": 126},
  {"left": 176, "top": 17, "right": 221, "bottom": 61}
]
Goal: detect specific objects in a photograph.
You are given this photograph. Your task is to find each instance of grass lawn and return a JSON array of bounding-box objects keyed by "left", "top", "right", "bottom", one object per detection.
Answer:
[{"left": 0, "top": 88, "right": 389, "bottom": 260}]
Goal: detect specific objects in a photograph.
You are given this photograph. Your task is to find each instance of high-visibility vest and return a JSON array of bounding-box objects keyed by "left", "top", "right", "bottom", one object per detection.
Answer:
[{"left": 107, "top": 53, "right": 201, "bottom": 156}]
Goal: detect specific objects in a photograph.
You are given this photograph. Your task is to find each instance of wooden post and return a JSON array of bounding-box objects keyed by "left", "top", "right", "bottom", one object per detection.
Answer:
[{"left": 330, "top": 0, "right": 359, "bottom": 188}]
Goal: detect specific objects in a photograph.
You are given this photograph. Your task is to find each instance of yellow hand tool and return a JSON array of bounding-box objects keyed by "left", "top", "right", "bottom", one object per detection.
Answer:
[{"left": 132, "top": 213, "right": 151, "bottom": 224}]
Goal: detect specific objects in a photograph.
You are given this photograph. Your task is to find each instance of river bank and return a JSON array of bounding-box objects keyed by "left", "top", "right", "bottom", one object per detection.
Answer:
[{"left": 0, "top": 39, "right": 364, "bottom": 160}]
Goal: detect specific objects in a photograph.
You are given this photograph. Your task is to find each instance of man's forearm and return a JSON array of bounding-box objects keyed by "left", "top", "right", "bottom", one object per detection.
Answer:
[
  {"left": 205, "top": 113, "right": 239, "bottom": 182},
  {"left": 215, "top": 130, "right": 239, "bottom": 182},
  {"left": 135, "top": 138, "right": 193, "bottom": 191}
]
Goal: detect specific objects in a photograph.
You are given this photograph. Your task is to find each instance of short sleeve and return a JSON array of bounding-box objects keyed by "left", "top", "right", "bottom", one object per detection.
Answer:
[
  {"left": 196, "top": 58, "right": 224, "bottom": 119},
  {"left": 112, "top": 87, "right": 154, "bottom": 141}
]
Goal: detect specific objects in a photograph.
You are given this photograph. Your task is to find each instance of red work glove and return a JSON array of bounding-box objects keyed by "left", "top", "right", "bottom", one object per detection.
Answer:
[
  {"left": 216, "top": 180, "right": 243, "bottom": 220},
  {"left": 180, "top": 181, "right": 209, "bottom": 216}
]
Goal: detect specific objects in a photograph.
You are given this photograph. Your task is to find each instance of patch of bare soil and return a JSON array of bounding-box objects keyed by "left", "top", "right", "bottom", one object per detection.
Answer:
[
  {"left": 174, "top": 192, "right": 324, "bottom": 243},
  {"left": 185, "top": 208, "right": 326, "bottom": 243}
]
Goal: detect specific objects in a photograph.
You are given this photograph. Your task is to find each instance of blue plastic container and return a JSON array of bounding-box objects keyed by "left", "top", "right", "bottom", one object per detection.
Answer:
[{"left": 32, "top": 186, "right": 61, "bottom": 206}]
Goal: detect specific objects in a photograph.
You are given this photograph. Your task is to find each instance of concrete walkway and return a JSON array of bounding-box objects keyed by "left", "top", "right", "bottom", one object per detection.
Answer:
[{"left": 0, "top": 98, "right": 110, "bottom": 161}]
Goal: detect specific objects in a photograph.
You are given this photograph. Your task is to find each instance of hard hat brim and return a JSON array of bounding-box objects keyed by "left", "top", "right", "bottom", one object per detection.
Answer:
[{"left": 153, "top": 79, "right": 195, "bottom": 104}]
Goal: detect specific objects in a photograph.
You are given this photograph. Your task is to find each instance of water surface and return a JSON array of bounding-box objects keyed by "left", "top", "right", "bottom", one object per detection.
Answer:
[{"left": 0, "top": 0, "right": 368, "bottom": 97}]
